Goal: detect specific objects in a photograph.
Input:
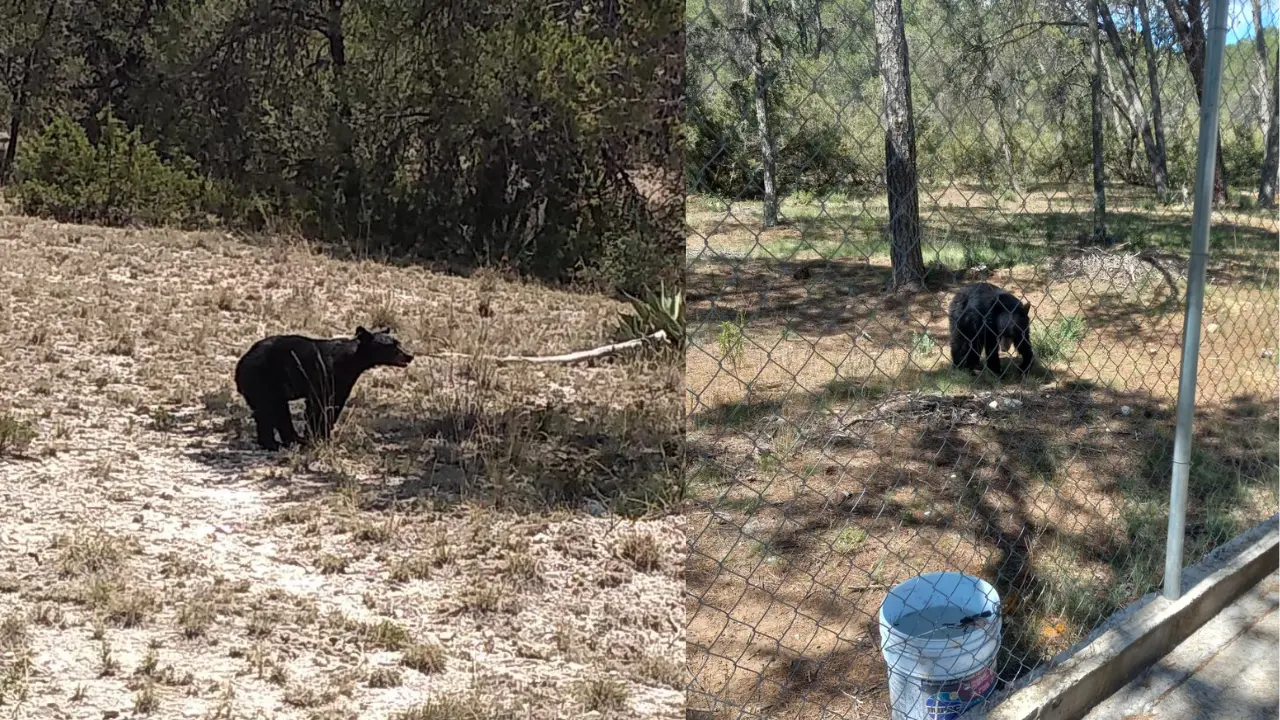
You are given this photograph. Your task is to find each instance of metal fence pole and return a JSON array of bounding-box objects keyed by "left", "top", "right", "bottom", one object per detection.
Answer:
[{"left": 1163, "top": 0, "right": 1232, "bottom": 602}]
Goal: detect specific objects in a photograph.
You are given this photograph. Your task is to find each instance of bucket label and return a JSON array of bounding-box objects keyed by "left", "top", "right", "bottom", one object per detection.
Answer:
[{"left": 920, "top": 667, "right": 996, "bottom": 720}]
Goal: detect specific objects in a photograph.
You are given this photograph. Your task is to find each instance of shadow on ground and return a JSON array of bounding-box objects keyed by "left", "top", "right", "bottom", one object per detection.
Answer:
[
  {"left": 685, "top": 379, "right": 1278, "bottom": 718},
  {"left": 689, "top": 202, "right": 1276, "bottom": 352},
  {"left": 171, "top": 390, "right": 684, "bottom": 518}
]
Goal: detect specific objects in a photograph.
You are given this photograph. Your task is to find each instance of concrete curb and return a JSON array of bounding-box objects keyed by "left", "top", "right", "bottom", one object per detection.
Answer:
[
  {"left": 1082, "top": 569, "right": 1279, "bottom": 718},
  {"left": 987, "top": 513, "right": 1280, "bottom": 720}
]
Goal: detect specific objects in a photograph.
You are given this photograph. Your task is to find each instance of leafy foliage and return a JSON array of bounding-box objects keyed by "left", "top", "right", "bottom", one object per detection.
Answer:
[
  {"left": 15, "top": 108, "right": 206, "bottom": 227},
  {"left": 617, "top": 281, "right": 686, "bottom": 350},
  {"left": 0, "top": 0, "right": 681, "bottom": 295},
  {"left": 686, "top": 1, "right": 1273, "bottom": 200},
  {"left": 0, "top": 414, "right": 36, "bottom": 457}
]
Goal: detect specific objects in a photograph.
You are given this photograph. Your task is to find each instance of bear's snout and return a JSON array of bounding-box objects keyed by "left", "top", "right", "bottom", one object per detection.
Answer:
[{"left": 393, "top": 352, "right": 414, "bottom": 367}]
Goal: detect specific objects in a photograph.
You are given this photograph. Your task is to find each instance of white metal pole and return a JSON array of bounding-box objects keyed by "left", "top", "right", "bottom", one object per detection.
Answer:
[{"left": 1163, "top": 0, "right": 1231, "bottom": 601}]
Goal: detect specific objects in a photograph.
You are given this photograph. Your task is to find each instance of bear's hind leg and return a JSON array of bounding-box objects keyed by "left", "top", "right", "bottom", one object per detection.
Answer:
[
  {"left": 981, "top": 332, "right": 1004, "bottom": 377},
  {"left": 250, "top": 408, "right": 280, "bottom": 451},
  {"left": 950, "top": 329, "right": 983, "bottom": 372},
  {"left": 241, "top": 390, "right": 282, "bottom": 451},
  {"left": 269, "top": 400, "right": 302, "bottom": 448}
]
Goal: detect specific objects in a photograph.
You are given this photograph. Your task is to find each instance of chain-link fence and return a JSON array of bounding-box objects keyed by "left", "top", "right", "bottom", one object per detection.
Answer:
[{"left": 684, "top": 0, "right": 1278, "bottom": 718}]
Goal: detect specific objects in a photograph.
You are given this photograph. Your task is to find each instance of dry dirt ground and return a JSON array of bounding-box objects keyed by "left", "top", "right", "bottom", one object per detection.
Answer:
[
  {"left": 684, "top": 185, "right": 1279, "bottom": 720},
  {"left": 0, "top": 213, "right": 684, "bottom": 719}
]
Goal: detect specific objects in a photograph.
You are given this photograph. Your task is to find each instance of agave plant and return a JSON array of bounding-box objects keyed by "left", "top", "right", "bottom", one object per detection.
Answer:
[{"left": 617, "top": 281, "right": 685, "bottom": 350}]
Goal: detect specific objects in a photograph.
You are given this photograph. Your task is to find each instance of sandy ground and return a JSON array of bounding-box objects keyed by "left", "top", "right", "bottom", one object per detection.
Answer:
[{"left": 0, "top": 213, "right": 684, "bottom": 720}]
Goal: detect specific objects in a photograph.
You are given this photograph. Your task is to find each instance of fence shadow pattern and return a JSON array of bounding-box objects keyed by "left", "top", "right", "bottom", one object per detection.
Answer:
[{"left": 685, "top": 1, "right": 1278, "bottom": 718}]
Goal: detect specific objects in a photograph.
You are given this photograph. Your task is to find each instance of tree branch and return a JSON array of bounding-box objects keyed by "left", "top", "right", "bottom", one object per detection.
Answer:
[{"left": 973, "top": 19, "right": 1087, "bottom": 51}]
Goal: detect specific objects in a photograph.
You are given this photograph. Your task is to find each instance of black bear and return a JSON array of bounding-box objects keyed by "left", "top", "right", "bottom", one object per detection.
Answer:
[
  {"left": 234, "top": 326, "right": 414, "bottom": 450},
  {"left": 947, "top": 283, "right": 1034, "bottom": 376}
]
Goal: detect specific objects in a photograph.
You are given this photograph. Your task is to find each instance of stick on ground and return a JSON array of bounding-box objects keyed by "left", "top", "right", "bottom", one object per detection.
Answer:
[{"left": 430, "top": 330, "right": 669, "bottom": 364}]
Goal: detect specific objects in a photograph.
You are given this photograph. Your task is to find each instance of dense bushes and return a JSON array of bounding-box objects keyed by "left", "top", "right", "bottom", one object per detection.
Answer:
[
  {"left": 688, "top": 106, "right": 866, "bottom": 198},
  {"left": 689, "top": 98, "right": 1268, "bottom": 204},
  {"left": 1221, "top": 124, "right": 1265, "bottom": 190},
  {"left": 15, "top": 109, "right": 207, "bottom": 227},
  {"left": 4, "top": 0, "right": 681, "bottom": 296}
]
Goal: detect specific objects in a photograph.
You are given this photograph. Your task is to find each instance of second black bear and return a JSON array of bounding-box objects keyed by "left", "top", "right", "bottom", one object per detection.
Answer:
[
  {"left": 948, "top": 283, "right": 1034, "bottom": 376},
  {"left": 234, "top": 326, "right": 415, "bottom": 450}
]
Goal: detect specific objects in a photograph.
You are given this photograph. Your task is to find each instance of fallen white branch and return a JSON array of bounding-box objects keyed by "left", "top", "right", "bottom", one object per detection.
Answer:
[{"left": 429, "top": 330, "right": 669, "bottom": 364}]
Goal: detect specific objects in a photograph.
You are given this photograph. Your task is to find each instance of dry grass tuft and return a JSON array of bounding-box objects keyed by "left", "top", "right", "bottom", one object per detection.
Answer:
[
  {"left": 398, "top": 694, "right": 495, "bottom": 720},
  {"left": 634, "top": 652, "right": 685, "bottom": 690},
  {"left": 0, "top": 415, "right": 36, "bottom": 456},
  {"left": 54, "top": 530, "right": 137, "bottom": 577},
  {"left": 615, "top": 525, "right": 666, "bottom": 572},
  {"left": 401, "top": 641, "right": 448, "bottom": 674},
  {"left": 368, "top": 666, "right": 403, "bottom": 688},
  {"left": 448, "top": 583, "right": 519, "bottom": 616},
  {"left": 389, "top": 554, "right": 434, "bottom": 582},
  {"left": 577, "top": 675, "right": 630, "bottom": 713}
]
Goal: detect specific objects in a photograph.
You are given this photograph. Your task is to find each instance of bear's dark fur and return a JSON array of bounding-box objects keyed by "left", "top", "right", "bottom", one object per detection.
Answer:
[
  {"left": 947, "top": 283, "right": 1034, "bottom": 376},
  {"left": 234, "top": 326, "right": 414, "bottom": 450}
]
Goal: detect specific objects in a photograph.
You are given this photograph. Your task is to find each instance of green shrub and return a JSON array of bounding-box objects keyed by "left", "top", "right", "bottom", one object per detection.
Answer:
[
  {"left": 0, "top": 414, "right": 36, "bottom": 457},
  {"left": 1221, "top": 124, "right": 1263, "bottom": 191},
  {"left": 582, "top": 198, "right": 681, "bottom": 296},
  {"left": 1033, "top": 315, "right": 1086, "bottom": 364},
  {"left": 717, "top": 313, "right": 746, "bottom": 367},
  {"left": 616, "top": 281, "right": 685, "bottom": 350},
  {"left": 15, "top": 107, "right": 206, "bottom": 227}
]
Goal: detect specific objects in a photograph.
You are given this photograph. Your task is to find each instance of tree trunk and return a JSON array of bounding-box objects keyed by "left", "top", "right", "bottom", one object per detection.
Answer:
[
  {"left": 0, "top": 0, "right": 59, "bottom": 186},
  {"left": 325, "top": 0, "right": 361, "bottom": 239},
  {"left": 871, "top": 0, "right": 924, "bottom": 289},
  {"left": 1, "top": 99, "right": 25, "bottom": 187},
  {"left": 752, "top": 66, "right": 779, "bottom": 228},
  {"left": 1100, "top": 57, "right": 1140, "bottom": 161},
  {"left": 991, "top": 89, "right": 1023, "bottom": 196},
  {"left": 1137, "top": 0, "right": 1170, "bottom": 201},
  {"left": 1100, "top": 0, "right": 1168, "bottom": 197},
  {"left": 1090, "top": 0, "right": 1108, "bottom": 243},
  {"left": 1162, "top": 0, "right": 1228, "bottom": 205},
  {"left": 743, "top": 0, "right": 779, "bottom": 228},
  {"left": 1253, "top": 0, "right": 1278, "bottom": 207},
  {"left": 1252, "top": 0, "right": 1273, "bottom": 140}
]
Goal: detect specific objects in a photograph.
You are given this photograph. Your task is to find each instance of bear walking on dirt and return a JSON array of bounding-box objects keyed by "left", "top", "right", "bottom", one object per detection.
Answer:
[
  {"left": 947, "top": 283, "right": 1034, "bottom": 377},
  {"left": 234, "top": 326, "right": 415, "bottom": 450}
]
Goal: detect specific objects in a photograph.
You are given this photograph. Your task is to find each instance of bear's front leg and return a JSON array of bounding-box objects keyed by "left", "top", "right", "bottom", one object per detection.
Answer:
[
  {"left": 274, "top": 405, "right": 303, "bottom": 447},
  {"left": 950, "top": 334, "right": 983, "bottom": 372},
  {"left": 985, "top": 345, "right": 1004, "bottom": 377},
  {"left": 303, "top": 399, "right": 340, "bottom": 442},
  {"left": 1015, "top": 339, "right": 1035, "bottom": 372}
]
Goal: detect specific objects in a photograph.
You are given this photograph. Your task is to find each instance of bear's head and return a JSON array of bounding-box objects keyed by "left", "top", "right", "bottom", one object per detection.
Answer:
[
  {"left": 355, "top": 326, "right": 415, "bottom": 368},
  {"left": 997, "top": 300, "right": 1032, "bottom": 353}
]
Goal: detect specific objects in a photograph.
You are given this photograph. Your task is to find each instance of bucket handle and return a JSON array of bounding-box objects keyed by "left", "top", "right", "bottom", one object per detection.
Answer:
[
  {"left": 889, "top": 602, "right": 1002, "bottom": 632},
  {"left": 937, "top": 604, "right": 1001, "bottom": 632}
]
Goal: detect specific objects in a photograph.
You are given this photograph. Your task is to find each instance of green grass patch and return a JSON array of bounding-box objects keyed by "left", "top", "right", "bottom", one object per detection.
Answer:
[
  {"left": 716, "top": 494, "right": 762, "bottom": 516},
  {"left": 832, "top": 526, "right": 869, "bottom": 554},
  {"left": 717, "top": 313, "right": 746, "bottom": 367},
  {"left": 1032, "top": 315, "right": 1086, "bottom": 364},
  {"left": 0, "top": 415, "right": 36, "bottom": 456},
  {"left": 908, "top": 331, "right": 939, "bottom": 361}
]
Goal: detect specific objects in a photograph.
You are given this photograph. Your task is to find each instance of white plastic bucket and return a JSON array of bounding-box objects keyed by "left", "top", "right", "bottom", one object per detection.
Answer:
[{"left": 878, "top": 572, "right": 1002, "bottom": 720}]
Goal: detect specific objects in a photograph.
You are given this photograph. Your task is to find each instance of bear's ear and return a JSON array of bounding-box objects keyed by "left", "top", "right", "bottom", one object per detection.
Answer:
[{"left": 355, "top": 326, "right": 372, "bottom": 340}]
